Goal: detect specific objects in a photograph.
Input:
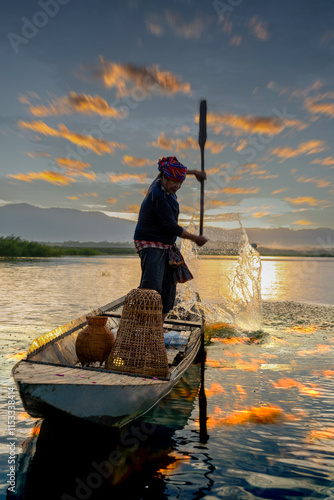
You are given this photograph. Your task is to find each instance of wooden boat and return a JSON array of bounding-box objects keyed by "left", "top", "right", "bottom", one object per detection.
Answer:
[
  {"left": 12, "top": 366, "right": 204, "bottom": 499},
  {"left": 12, "top": 294, "right": 204, "bottom": 427}
]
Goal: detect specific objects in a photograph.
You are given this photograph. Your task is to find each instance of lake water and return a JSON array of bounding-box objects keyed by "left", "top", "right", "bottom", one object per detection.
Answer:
[{"left": 1, "top": 255, "right": 334, "bottom": 499}]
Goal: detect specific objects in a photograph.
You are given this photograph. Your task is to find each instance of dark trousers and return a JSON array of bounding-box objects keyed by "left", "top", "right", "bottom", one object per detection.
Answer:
[{"left": 138, "top": 247, "right": 176, "bottom": 314}]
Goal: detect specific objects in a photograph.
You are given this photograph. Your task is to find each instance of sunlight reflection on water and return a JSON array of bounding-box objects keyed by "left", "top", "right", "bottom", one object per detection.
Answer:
[{"left": 1, "top": 256, "right": 334, "bottom": 499}]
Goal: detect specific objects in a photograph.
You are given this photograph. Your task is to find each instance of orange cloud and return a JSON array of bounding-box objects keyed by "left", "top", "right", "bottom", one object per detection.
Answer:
[
  {"left": 9, "top": 155, "right": 98, "bottom": 186},
  {"left": 259, "top": 173, "right": 279, "bottom": 179},
  {"left": 55, "top": 158, "right": 91, "bottom": 171},
  {"left": 320, "top": 31, "right": 334, "bottom": 45},
  {"left": 122, "top": 155, "right": 155, "bottom": 168},
  {"left": 146, "top": 11, "right": 207, "bottom": 40},
  {"left": 253, "top": 211, "right": 270, "bottom": 218},
  {"left": 18, "top": 120, "right": 127, "bottom": 155},
  {"left": 67, "top": 92, "right": 125, "bottom": 117},
  {"left": 27, "top": 151, "right": 50, "bottom": 158},
  {"left": 146, "top": 14, "right": 164, "bottom": 36},
  {"left": 165, "top": 11, "right": 206, "bottom": 39},
  {"left": 151, "top": 132, "right": 225, "bottom": 154},
  {"left": 220, "top": 186, "right": 260, "bottom": 195},
  {"left": 205, "top": 111, "right": 306, "bottom": 135},
  {"left": 247, "top": 15, "right": 270, "bottom": 41},
  {"left": 236, "top": 163, "right": 259, "bottom": 174},
  {"left": 304, "top": 92, "right": 334, "bottom": 119},
  {"left": 18, "top": 94, "right": 31, "bottom": 105},
  {"left": 221, "top": 17, "right": 232, "bottom": 35},
  {"left": 92, "top": 57, "right": 191, "bottom": 97},
  {"left": 296, "top": 176, "right": 332, "bottom": 188},
  {"left": 234, "top": 163, "right": 278, "bottom": 180},
  {"left": 54, "top": 157, "right": 97, "bottom": 182},
  {"left": 75, "top": 171, "right": 97, "bottom": 181},
  {"left": 206, "top": 167, "right": 220, "bottom": 175},
  {"left": 288, "top": 80, "right": 324, "bottom": 100},
  {"left": 126, "top": 204, "right": 141, "bottom": 213},
  {"left": 206, "top": 141, "right": 226, "bottom": 154},
  {"left": 310, "top": 156, "right": 334, "bottom": 166},
  {"left": 205, "top": 199, "right": 236, "bottom": 209},
  {"left": 271, "top": 140, "right": 326, "bottom": 162},
  {"left": 8, "top": 170, "right": 75, "bottom": 186},
  {"left": 68, "top": 192, "right": 98, "bottom": 200},
  {"left": 285, "top": 196, "right": 324, "bottom": 206},
  {"left": 109, "top": 172, "right": 148, "bottom": 184},
  {"left": 229, "top": 35, "right": 242, "bottom": 46},
  {"left": 235, "top": 139, "right": 248, "bottom": 151},
  {"left": 106, "top": 197, "right": 117, "bottom": 204},
  {"left": 27, "top": 92, "right": 125, "bottom": 119},
  {"left": 180, "top": 204, "right": 199, "bottom": 215},
  {"left": 272, "top": 188, "right": 288, "bottom": 195},
  {"left": 251, "top": 169, "right": 269, "bottom": 175},
  {"left": 292, "top": 220, "right": 312, "bottom": 226}
]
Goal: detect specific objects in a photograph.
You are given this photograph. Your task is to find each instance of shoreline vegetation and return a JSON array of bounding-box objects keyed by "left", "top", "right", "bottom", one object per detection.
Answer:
[
  {"left": 0, "top": 236, "right": 333, "bottom": 258},
  {"left": 0, "top": 236, "right": 102, "bottom": 258}
]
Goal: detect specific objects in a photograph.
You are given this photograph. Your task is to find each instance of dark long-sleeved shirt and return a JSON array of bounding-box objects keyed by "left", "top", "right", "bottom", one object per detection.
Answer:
[{"left": 134, "top": 177, "right": 183, "bottom": 245}]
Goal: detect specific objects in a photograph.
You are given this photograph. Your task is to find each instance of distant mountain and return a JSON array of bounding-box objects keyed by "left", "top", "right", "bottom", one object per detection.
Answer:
[
  {"left": 245, "top": 227, "right": 334, "bottom": 250},
  {"left": 202, "top": 226, "right": 334, "bottom": 250},
  {"left": 0, "top": 203, "right": 333, "bottom": 249},
  {"left": 0, "top": 204, "right": 136, "bottom": 242}
]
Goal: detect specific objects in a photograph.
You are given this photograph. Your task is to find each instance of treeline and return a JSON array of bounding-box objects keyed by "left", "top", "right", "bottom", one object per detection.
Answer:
[
  {"left": 51, "top": 241, "right": 134, "bottom": 248},
  {"left": 0, "top": 236, "right": 101, "bottom": 257}
]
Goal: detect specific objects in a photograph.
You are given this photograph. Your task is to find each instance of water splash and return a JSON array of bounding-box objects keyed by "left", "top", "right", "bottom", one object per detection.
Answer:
[
  {"left": 176, "top": 216, "right": 262, "bottom": 332},
  {"left": 229, "top": 226, "right": 262, "bottom": 331}
]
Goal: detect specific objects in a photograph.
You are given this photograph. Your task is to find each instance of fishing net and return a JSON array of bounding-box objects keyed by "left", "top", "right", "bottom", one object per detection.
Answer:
[
  {"left": 106, "top": 288, "right": 169, "bottom": 378},
  {"left": 173, "top": 214, "right": 262, "bottom": 331}
]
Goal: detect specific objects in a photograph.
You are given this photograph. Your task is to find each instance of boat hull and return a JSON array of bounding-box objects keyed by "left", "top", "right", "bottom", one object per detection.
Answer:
[
  {"left": 17, "top": 379, "right": 175, "bottom": 427},
  {"left": 13, "top": 330, "right": 202, "bottom": 427},
  {"left": 12, "top": 294, "right": 204, "bottom": 427}
]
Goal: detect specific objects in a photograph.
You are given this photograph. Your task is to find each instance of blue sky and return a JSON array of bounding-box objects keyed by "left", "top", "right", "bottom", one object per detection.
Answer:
[{"left": 0, "top": 0, "right": 333, "bottom": 229}]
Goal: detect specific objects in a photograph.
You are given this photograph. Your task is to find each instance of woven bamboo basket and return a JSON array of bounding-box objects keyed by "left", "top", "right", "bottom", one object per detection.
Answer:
[
  {"left": 76, "top": 315, "right": 115, "bottom": 366},
  {"left": 106, "top": 288, "right": 169, "bottom": 378}
]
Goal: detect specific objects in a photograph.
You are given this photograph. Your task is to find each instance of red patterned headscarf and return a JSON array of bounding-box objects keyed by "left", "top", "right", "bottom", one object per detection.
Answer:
[{"left": 158, "top": 156, "right": 187, "bottom": 181}]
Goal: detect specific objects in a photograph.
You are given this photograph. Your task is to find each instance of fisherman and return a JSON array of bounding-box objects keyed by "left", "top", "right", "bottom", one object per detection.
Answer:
[{"left": 134, "top": 156, "right": 208, "bottom": 323}]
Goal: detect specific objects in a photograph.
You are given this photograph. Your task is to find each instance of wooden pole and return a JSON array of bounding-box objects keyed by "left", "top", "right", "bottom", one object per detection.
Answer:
[
  {"left": 198, "top": 99, "right": 207, "bottom": 236},
  {"left": 198, "top": 100, "right": 208, "bottom": 442},
  {"left": 199, "top": 326, "right": 208, "bottom": 443}
]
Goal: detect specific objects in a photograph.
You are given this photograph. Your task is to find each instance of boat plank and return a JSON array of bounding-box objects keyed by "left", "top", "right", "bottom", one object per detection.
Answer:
[
  {"left": 15, "top": 361, "right": 168, "bottom": 387},
  {"left": 31, "top": 346, "right": 63, "bottom": 364},
  {"left": 166, "top": 348, "right": 179, "bottom": 365}
]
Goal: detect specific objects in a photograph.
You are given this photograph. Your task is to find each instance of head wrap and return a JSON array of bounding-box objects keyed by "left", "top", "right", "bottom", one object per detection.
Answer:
[{"left": 158, "top": 156, "right": 187, "bottom": 181}]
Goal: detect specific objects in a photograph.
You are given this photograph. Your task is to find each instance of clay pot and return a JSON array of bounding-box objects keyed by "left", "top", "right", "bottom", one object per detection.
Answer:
[{"left": 76, "top": 315, "right": 115, "bottom": 366}]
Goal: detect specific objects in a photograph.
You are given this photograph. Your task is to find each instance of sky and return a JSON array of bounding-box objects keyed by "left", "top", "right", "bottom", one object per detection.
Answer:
[{"left": 0, "top": 0, "right": 334, "bottom": 230}]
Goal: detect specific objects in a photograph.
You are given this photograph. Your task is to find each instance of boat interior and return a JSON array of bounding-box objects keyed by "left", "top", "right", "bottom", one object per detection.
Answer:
[{"left": 24, "top": 298, "right": 203, "bottom": 372}]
